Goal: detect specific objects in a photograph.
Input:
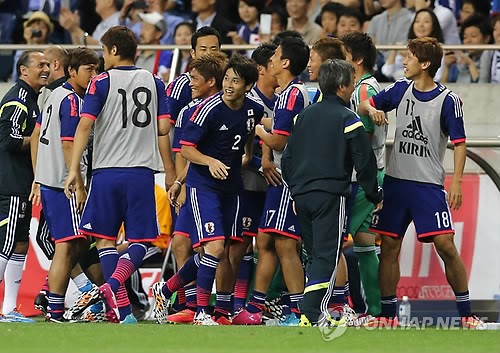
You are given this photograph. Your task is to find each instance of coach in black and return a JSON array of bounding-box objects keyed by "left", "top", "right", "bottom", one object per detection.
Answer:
[
  {"left": 281, "top": 59, "right": 383, "bottom": 326},
  {"left": 0, "top": 50, "right": 49, "bottom": 317}
]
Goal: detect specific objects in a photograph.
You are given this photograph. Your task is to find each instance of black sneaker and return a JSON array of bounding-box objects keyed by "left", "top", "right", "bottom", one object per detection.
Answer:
[{"left": 34, "top": 292, "right": 48, "bottom": 315}]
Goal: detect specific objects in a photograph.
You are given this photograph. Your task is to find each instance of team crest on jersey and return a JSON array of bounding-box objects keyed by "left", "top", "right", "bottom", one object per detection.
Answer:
[
  {"left": 204, "top": 222, "right": 216, "bottom": 234},
  {"left": 242, "top": 217, "right": 252, "bottom": 228},
  {"left": 246, "top": 118, "right": 255, "bottom": 132},
  {"left": 247, "top": 109, "right": 254, "bottom": 116}
]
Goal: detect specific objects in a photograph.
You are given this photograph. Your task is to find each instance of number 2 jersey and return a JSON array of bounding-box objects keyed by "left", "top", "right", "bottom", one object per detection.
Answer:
[
  {"left": 80, "top": 66, "right": 168, "bottom": 171},
  {"left": 370, "top": 78, "right": 466, "bottom": 186},
  {"left": 35, "top": 82, "right": 88, "bottom": 189},
  {"left": 180, "top": 92, "right": 264, "bottom": 193}
]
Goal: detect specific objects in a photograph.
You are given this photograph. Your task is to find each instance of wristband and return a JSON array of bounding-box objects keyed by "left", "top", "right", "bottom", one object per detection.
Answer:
[{"left": 174, "top": 180, "right": 182, "bottom": 187}]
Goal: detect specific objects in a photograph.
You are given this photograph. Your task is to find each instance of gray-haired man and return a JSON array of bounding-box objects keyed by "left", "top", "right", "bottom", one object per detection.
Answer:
[{"left": 282, "top": 59, "right": 383, "bottom": 326}]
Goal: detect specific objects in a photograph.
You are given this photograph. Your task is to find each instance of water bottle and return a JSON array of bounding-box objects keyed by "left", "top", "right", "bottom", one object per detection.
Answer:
[{"left": 398, "top": 296, "right": 411, "bottom": 327}]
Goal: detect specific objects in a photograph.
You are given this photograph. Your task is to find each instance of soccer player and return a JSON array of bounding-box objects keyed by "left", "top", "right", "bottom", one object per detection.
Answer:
[
  {"left": 233, "top": 43, "right": 279, "bottom": 312},
  {"left": 152, "top": 54, "right": 263, "bottom": 325},
  {"left": 342, "top": 32, "right": 387, "bottom": 318},
  {"left": 306, "top": 37, "right": 346, "bottom": 103},
  {"left": 166, "top": 51, "right": 228, "bottom": 324},
  {"left": 64, "top": 26, "right": 170, "bottom": 323},
  {"left": 0, "top": 50, "right": 49, "bottom": 323},
  {"left": 31, "top": 48, "right": 99, "bottom": 322},
  {"left": 163, "top": 26, "right": 222, "bottom": 317},
  {"left": 233, "top": 37, "right": 310, "bottom": 326},
  {"left": 359, "top": 37, "right": 484, "bottom": 329}
]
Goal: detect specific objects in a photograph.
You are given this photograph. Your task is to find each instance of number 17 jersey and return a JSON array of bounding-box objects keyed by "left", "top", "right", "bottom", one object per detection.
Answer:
[{"left": 80, "top": 66, "right": 169, "bottom": 171}]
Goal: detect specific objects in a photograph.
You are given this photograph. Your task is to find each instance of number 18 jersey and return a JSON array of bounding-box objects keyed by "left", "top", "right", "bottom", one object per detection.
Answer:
[{"left": 80, "top": 66, "right": 169, "bottom": 171}]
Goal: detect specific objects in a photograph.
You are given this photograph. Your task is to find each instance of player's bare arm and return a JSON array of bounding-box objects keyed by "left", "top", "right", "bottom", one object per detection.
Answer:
[
  {"left": 168, "top": 158, "right": 190, "bottom": 208},
  {"left": 64, "top": 116, "right": 93, "bottom": 199},
  {"left": 255, "top": 124, "right": 288, "bottom": 151},
  {"left": 448, "top": 141, "right": 466, "bottom": 210},
  {"left": 242, "top": 130, "right": 255, "bottom": 168},
  {"left": 181, "top": 145, "right": 230, "bottom": 180},
  {"left": 358, "top": 99, "right": 388, "bottom": 126},
  {"left": 159, "top": 135, "right": 176, "bottom": 190},
  {"left": 29, "top": 124, "right": 41, "bottom": 206}
]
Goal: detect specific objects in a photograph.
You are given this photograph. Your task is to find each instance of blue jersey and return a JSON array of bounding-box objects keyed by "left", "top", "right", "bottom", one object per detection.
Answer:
[
  {"left": 180, "top": 92, "right": 264, "bottom": 193},
  {"left": 172, "top": 98, "right": 202, "bottom": 152},
  {"left": 165, "top": 73, "right": 192, "bottom": 124}
]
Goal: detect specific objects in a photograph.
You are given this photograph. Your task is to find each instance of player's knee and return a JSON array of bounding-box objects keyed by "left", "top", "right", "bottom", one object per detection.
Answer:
[
  {"left": 434, "top": 238, "right": 459, "bottom": 261},
  {"left": 13, "top": 241, "right": 29, "bottom": 254},
  {"left": 203, "top": 240, "right": 225, "bottom": 259}
]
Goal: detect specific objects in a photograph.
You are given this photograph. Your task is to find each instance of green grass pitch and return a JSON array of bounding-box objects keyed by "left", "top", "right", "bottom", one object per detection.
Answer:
[{"left": 1, "top": 322, "right": 499, "bottom": 353}]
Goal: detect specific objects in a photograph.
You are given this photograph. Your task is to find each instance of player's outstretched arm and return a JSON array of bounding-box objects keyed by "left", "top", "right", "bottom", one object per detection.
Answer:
[
  {"left": 448, "top": 141, "right": 466, "bottom": 210},
  {"left": 358, "top": 99, "right": 388, "bottom": 126},
  {"left": 181, "top": 145, "right": 230, "bottom": 180}
]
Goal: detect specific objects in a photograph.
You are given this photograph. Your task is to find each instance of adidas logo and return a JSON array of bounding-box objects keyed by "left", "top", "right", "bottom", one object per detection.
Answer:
[
  {"left": 219, "top": 124, "right": 229, "bottom": 131},
  {"left": 402, "top": 116, "right": 428, "bottom": 144},
  {"left": 288, "top": 225, "right": 296, "bottom": 232},
  {"left": 82, "top": 223, "right": 93, "bottom": 230}
]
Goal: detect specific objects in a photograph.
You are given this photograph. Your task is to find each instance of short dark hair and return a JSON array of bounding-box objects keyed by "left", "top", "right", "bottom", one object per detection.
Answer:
[
  {"left": 408, "top": 9, "right": 444, "bottom": 43},
  {"left": 225, "top": 54, "right": 259, "bottom": 86},
  {"left": 16, "top": 50, "right": 41, "bottom": 76},
  {"left": 251, "top": 43, "right": 277, "bottom": 66},
  {"left": 271, "top": 30, "right": 302, "bottom": 46},
  {"left": 462, "top": 0, "right": 491, "bottom": 16},
  {"left": 64, "top": 47, "right": 100, "bottom": 79},
  {"left": 279, "top": 36, "right": 310, "bottom": 76},
  {"left": 407, "top": 37, "right": 443, "bottom": 78},
  {"left": 101, "top": 26, "right": 137, "bottom": 61},
  {"left": 338, "top": 7, "right": 365, "bottom": 25},
  {"left": 174, "top": 22, "right": 195, "bottom": 37},
  {"left": 341, "top": 32, "right": 377, "bottom": 73},
  {"left": 113, "top": 0, "right": 124, "bottom": 10},
  {"left": 460, "top": 14, "right": 493, "bottom": 42},
  {"left": 191, "top": 26, "right": 222, "bottom": 50},
  {"left": 311, "top": 37, "right": 345, "bottom": 61},
  {"left": 318, "top": 59, "right": 354, "bottom": 96},
  {"left": 317, "top": 1, "right": 345, "bottom": 24},
  {"left": 189, "top": 52, "right": 228, "bottom": 90},
  {"left": 240, "top": 0, "right": 266, "bottom": 13}
]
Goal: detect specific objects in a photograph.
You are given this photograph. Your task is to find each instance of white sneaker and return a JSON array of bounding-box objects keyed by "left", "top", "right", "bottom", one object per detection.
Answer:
[
  {"left": 193, "top": 310, "right": 219, "bottom": 326},
  {"left": 151, "top": 282, "right": 169, "bottom": 324},
  {"left": 343, "top": 304, "right": 358, "bottom": 327}
]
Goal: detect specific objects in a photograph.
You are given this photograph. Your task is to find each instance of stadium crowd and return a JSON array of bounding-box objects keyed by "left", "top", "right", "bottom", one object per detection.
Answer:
[{"left": 0, "top": 0, "right": 497, "bottom": 328}]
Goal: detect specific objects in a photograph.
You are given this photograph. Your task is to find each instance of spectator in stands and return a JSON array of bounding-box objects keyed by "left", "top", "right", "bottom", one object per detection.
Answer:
[
  {"left": 317, "top": 2, "right": 345, "bottom": 37},
  {"left": 407, "top": 0, "right": 461, "bottom": 44},
  {"left": 460, "top": 0, "right": 491, "bottom": 25},
  {"left": 192, "top": 0, "right": 236, "bottom": 44},
  {"left": 286, "top": 0, "right": 323, "bottom": 45},
  {"left": 11, "top": 11, "right": 53, "bottom": 82},
  {"left": 59, "top": 0, "right": 123, "bottom": 45},
  {"left": 135, "top": 12, "right": 169, "bottom": 75},
  {"left": 228, "top": 0, "right": 265, "bottom": 49},
  {"left": 157, "top": 21, "right": 195, "bottom": 80},
  {"left": 147, "top": 0, "right": 185, "bottom": 44},
  {"left": 120, "top": 0, "right": 148, "bottom": 39},
  {"left": 259, "top": 5, "right": 288, "bottom": 43},
  {"left": 336, "top": 7, "right": 364, "bottom": 37},
  {"left": 368, "top": 0, "right": 412, "bottom": 48},
  {"left": 443, "top": 15, "right": 493, "bottom": 83},
  {"left": 382, "top": 8, "right": 445, "bottom": 81},
  {"left": 491, "top": 14, "right": 500, "bottom": 83},
  {"left": 367, "top": 0, "right": 412, "bottom": 81}
]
